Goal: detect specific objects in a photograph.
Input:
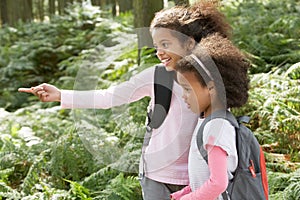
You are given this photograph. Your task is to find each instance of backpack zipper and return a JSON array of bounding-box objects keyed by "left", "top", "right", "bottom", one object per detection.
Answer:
[{"left": 249, "top": 159, "right": 256, "bottom": 178}]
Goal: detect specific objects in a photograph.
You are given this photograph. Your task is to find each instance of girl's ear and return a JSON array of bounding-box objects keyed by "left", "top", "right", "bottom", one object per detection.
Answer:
[
  {"left": 187, "top": 37, "right": 196, "bottom": 51},
  {"left": 207, "top": 81, "right": 215, "bottom": 93}
]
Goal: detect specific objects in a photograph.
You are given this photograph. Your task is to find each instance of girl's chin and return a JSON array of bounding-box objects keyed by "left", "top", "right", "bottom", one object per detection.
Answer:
[
  {"left": 162, "top": 61, "right": 175, "bottom": 71},
  {"left": 164, "top": 65, "right": 175, "bottom": 71},
  {"left": 165, "top": 67, "right": 175, "bottom": 71},
  {"left": 190, "top": 107, "right": 202, "bottom": 115},
  {"left": 187, "top": 105, "right": 196, "bottom": 113}
]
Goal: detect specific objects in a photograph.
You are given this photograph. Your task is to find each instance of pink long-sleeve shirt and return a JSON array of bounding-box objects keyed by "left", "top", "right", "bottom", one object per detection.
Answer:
[{"left": 60, "top": 66, "right": 198, "bottom": 185}]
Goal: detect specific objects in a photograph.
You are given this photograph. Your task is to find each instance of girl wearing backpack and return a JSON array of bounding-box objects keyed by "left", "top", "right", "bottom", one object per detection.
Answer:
[
  {"left": 171, "top": 33, "right": 250, "bottom": 200},
  {"left": 18, "top": 2, "right": 232, "bottom": 199}
]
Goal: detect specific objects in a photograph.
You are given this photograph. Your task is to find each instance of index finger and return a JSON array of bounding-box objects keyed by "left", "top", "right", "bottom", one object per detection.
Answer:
[{"left": 18, "top": 87, "right": 34, "bottom": 93}]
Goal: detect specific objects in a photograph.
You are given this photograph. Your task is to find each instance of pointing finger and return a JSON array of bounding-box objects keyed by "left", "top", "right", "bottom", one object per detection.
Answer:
[{"left": 18, "top": 88, "right": 34, "bottom": 93}]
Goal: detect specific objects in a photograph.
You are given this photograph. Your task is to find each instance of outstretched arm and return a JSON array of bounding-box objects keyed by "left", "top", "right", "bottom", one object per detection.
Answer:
[{"left": 18, "top": 83, "right": 61, "bottom": 102}]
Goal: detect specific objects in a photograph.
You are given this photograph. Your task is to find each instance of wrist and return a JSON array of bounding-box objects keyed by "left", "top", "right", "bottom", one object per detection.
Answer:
[{"left": 57, "top": 90, "right": 61, "bottom": 102}]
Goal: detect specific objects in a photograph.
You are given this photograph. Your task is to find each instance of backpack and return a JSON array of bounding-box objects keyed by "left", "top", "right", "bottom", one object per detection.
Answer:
[
  {"left": 197, "top": 110, "right": 269, "bottom": 200},
  {"left": 143, "top": 64, "right": 174, "bottom": 147}
]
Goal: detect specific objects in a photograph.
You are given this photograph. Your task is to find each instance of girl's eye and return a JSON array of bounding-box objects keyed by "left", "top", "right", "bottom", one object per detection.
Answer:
[
  {"left": 162, "top": 42, "right": 169, "bottom": 49},
  {"left": 184, "top": 87, "right": 191, "bottom": 92}
]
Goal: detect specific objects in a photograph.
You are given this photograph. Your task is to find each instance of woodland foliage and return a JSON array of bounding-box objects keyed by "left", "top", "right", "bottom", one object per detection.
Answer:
[{"left": 0, "top": 0, "right": 299, "bottom": 199}]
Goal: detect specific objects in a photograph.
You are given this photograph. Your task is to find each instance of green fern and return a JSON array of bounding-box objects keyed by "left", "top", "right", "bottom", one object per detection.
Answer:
[
  {"left": 0, "top": 181, "right": 21, "bottom": 199},
  {"left": 269, "top": 168, "right": 300, "bottom": 199},
  {"left": 64, "top": 179, "right": 92, "bottom": 200},
  {"left": 95, "top": 173, "right": 142, "bottom": 200},
  {"left": 21, "top": 149, "right": 51, "bottom": 195},
  {"left": 242, "top": 67, "right": 300, "bottom": 160}
]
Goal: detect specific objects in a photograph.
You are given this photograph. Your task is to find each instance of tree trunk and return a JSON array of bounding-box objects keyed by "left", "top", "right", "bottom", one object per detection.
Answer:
[
  {"left": 58, "top": 0, "right": 66, "bottom": 15},
  {"left": 174, "top": 0, "right": 189, "bottom": 6},
  {"left": 0, "top": 0, "right": 8, "bottom": 25},
  {"left": 100, "top": 0, "right": 107, "bottom": 7},
  {"left": 36, "top": 0, "right": 44, "bottom": 21},
  {"left": 24, "top": 0, "right": 33, "bottom": 22},
  {"left": 133, "top": 0, "right": 163, "bottom": 64},
  {"left": 133, "top": 0, "right": 163, "bottom": 28},
  {"left": 91, "top": 0, "right": 101, "bottom": 6},
  {"left": 92, "top": 0, "right": 113, "bottom": 12},
  {"left": 49, "top": 0, "right": 56, "bottom": 17},
  {"left": 111, "top": 0, "right": 117, "bottom": 16},
  {"left": 6, "top": 0, "right": 17, "bottom": 25},
  {"left": 117, "top": 0, "right": 133, "bottom": 13}
]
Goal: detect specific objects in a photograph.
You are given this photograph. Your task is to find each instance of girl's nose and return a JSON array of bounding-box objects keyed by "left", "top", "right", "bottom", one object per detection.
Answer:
[
  {"left": 182, "top": 93, "right": 187, "bottom": 100},
  {"left": 156, "top": 48, "right": 165, "bottom": 56}
]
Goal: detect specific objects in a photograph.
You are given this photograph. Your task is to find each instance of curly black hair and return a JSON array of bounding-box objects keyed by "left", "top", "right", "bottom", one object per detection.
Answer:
[
  {"left": 150, "top": 0, "right": 232, "bottom": 43},
  {"left": 176, "top": 33, "right": 250, "bottom": 108}
]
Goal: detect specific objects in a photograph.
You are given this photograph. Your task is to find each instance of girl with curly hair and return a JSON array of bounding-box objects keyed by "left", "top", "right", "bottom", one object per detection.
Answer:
[{"left": 172, "top": 33, "right": 250, "bottom": 200}]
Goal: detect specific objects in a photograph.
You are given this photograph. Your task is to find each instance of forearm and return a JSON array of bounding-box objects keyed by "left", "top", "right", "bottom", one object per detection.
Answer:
[
  {"left": 181, "top": 146, "right": 228, "bottom": 200},
  {"left": 61, "top": 89, "right": 115, "bottom": 109}
]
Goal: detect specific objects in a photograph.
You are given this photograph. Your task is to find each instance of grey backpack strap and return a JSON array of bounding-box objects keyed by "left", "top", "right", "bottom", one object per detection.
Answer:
[
  {"left": 237, "top": 115, "right": 250, "bottom": 124},
  {"left": 196, "top": 116, "right": 210, "bottom": 163},
  {"left": 147, "top": 65, "right": 175, "bottom": 130}
]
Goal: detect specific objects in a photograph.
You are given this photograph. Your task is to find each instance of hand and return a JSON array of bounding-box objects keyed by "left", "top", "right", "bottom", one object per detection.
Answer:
[{"left": 18, "top": 83, "right": 61, "bottom": 102}]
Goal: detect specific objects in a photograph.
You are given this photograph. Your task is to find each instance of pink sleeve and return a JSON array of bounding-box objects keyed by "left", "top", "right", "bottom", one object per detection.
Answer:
[
  {"left": 181, "top": 146, "right": 228, "bottom": 200},
  {"left": 170, "top": 185, "right": 191, "bottom": 200},
  {"left": 60, "top": 67, "right": 153, "bottom": 109}
]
